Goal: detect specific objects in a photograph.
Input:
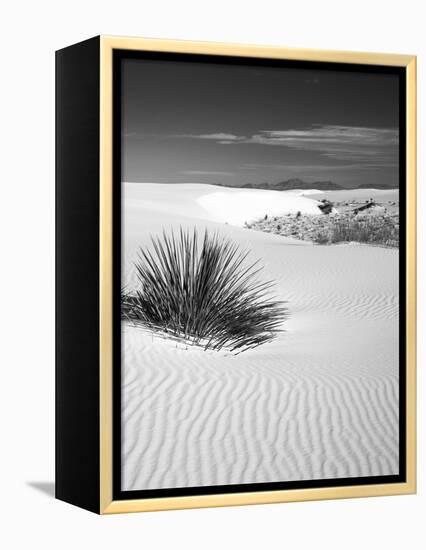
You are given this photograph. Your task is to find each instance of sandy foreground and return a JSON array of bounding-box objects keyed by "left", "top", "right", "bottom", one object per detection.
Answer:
[{"left": 122, "top": 183, "right": 399, "bottom": 491}]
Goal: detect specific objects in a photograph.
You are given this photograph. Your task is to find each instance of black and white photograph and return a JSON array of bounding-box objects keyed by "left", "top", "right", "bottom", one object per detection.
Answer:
[
  {"left": 2, "top": 0, "right": 422, "bottom": 542},
  {"left": 118, "top": 53, "right": 404, "bottom": 494}
]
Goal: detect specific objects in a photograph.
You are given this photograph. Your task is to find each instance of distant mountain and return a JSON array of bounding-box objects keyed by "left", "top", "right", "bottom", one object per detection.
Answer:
[
  {"left": 237, "top": 179, "right": 344, "bottom": 191},
  {"left": 214, "top": 180, "right": 396, "bottom": 191},
  {"left": 275, "top": 179, "right": 344, "bottom": 191}
]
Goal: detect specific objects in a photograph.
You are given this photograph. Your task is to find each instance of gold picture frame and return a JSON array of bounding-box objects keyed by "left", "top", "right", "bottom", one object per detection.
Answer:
[{"left": 56, "top": 36, "right": 416, "bottom": 515}]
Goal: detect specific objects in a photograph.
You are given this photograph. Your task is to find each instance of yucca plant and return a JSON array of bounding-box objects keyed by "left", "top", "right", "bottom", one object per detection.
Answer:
[{"left": 122, "top": 228, "right": 287, "bottom": 353}]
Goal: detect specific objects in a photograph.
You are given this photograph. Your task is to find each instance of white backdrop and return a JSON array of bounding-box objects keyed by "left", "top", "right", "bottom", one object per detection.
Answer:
[{"left": 0, "top": 1, "right": 423, "bottom": 548}]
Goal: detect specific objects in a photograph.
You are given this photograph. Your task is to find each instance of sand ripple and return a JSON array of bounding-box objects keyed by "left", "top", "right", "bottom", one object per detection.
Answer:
[
  {"left": 122, "top": 325, "right": 398, "bottom": 490},
  {"left": 121, "top": 185, "right": 399, "bottom": 491}
]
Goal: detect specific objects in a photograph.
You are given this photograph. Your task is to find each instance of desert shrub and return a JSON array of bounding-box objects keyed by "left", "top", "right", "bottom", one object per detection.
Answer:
[
  {"left": 123, "top": 228, "right": 287, "bottom": 353},
  {"left": 330, "top": 217, "right": 399, "bottom": 246},
  {"left": 313, "top": 231, "right": 330, "bottom": 245}
]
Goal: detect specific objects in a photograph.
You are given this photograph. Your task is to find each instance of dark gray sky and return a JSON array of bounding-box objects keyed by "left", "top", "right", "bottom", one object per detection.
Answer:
[{"left": 122, "top": 58, "right": 399, "bottom": 188}]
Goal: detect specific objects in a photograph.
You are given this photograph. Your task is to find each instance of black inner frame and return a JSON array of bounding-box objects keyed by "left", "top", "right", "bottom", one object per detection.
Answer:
[{"left": 112, "top": 49, "right": 407, "bottom": 501}]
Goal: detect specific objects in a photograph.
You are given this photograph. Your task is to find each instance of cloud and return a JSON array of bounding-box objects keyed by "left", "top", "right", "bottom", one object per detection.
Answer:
[
  {"left": 174, "top": 132, "right": 245, "bottom": 142},
  {"left": 247, "top": 126, "right": 398, "bottom": 164},
  {"left": 248, "top": 125, "right": 397, "bottom": 147},
  {"left": 173, "top": 125, "right": 398, "bottom": 165}
]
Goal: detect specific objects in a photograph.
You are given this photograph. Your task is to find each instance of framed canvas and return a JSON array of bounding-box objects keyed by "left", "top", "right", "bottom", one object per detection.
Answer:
[{"left": 55, "top": 36, "right": 416, "bottom": 514}]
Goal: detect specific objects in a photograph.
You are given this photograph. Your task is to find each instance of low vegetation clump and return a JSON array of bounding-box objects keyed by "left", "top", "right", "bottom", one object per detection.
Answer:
[
  {"left": 325, "top": 216, "right": 399, "bottom": 246},
  {"left": 247, "top": 199, "right": 399, "bottom": 248},
  {"left": 122, "top": 228, "right": 287, "bottom": 353}
]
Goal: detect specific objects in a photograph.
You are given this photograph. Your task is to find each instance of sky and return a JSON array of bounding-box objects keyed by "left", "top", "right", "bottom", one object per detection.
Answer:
[{"left": 121, "top": 57, "right": 400, "bottom": 188}]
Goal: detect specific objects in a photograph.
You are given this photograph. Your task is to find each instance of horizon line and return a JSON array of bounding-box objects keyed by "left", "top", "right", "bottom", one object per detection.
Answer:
[{"left": 123, "top": 181, "right": 399, "bottom": 190}]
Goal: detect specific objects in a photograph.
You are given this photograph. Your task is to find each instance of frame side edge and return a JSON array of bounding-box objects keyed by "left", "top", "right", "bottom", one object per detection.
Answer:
[
  {"left": 405, "top": 56, "right": 417, "bottom": 493},
  {"left": 99, "top": 36, "right": 114, "bottom": 514},
  {"left": 55, "top": 36, "right": 101, "bottom": 514}
]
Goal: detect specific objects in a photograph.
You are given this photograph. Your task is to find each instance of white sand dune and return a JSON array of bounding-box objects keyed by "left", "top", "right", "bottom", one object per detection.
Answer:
[
  {"left": 307, "top": 188, "right": 399, "bottom": 203},
  {"left": 125, "top": 182, "right": 324, "bottom": 227},
  {"left": 122, "top": 182, "right": 399, "bottom": 490},
  {"left": 198, "top": 188, "right": 323, "bottom": 225}
]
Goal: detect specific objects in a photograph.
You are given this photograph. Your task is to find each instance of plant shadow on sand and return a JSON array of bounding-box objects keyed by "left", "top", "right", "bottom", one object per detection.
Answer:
[{"left": 122, "top": 227, "right": 287, "bottom": 354}]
